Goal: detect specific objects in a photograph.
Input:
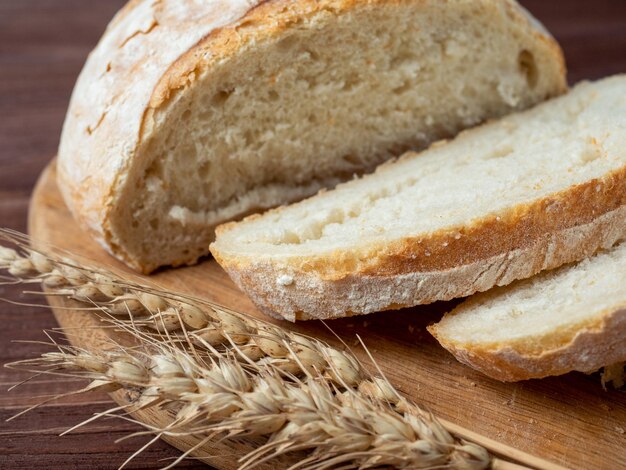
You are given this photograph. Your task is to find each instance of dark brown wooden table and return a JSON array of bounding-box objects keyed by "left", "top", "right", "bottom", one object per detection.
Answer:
[{"left": 1, "top": 1, "right": 625, "bottom": 468}]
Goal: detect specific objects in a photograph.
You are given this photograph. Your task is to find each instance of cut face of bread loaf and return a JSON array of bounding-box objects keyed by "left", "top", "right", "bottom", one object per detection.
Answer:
[
  {"left": 429, "top": 241, "right": 626, "bottom": 381},
  {"left": 57, "top": 0, "right": 565, "bottom": 273},
  {"left": 212, "top": 76, "right": 626, "bottom": 321}
]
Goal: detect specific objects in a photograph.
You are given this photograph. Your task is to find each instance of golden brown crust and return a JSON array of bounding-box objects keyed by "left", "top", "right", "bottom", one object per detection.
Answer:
[
  {"left": 429, "top": 306, "right": 626, "bottom": 381},
  {"left": 215, "top": 164, "right": 626, "bottom": 280},
  {"left": 155, "top": 0, "right": 569, "bottom": 111},
  {"left": 213, "top": 202, "right": 626, "bottom": 321},
  {"left": 297, "top": 165, "right": 626, "bottom": 280},
  {"left": 57, "top": 0, "right": 566, "bottom": 273}
]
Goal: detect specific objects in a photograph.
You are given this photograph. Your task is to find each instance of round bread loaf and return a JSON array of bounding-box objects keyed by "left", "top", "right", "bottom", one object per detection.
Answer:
[{"left": 58, "top": 0, "right": 566, "bottom": 272}]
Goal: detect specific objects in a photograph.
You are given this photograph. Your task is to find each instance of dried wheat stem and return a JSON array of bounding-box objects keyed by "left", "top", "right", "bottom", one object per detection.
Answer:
[
  {"left": 0, "top": 231, "right": 506, "bottom": 468},
  {"left": 1, "top": 239, "right": 378, "bottom": 387},
  {"left": 9, "top": 334, "right": 491, "bottom": 470}
]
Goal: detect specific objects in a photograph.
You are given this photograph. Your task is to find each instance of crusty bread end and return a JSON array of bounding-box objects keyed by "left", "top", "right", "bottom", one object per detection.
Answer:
[{"left": 429, "top": 241, "right": 626, "bottom": 381}]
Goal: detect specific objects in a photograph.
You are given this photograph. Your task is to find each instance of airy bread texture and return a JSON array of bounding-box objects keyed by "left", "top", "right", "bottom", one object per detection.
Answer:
[
  {"left": 212, "top": 76, "right": 626, "bottom": 321},
  {"left": 429, "top": 241, "right": 626, "bottom": 381},
  {"left": 57, "top": 0, "right": 565, "bottom": 273}
]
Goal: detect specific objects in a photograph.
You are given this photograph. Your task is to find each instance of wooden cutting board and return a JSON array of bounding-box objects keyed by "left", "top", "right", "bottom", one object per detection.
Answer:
[{"left": 28, "top": 162, "right": 625, "bottom": 469}]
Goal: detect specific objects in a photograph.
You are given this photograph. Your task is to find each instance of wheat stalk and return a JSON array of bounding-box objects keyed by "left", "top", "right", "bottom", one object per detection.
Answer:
[
  {"left": 8, "top": 329, "right": 490, "bottom": 470},
  {"left": 1, "top": 229, "right": 538, "bottom": 469},
  {"left": 0, "top": 230, "right": 397, "bottom": 384}
]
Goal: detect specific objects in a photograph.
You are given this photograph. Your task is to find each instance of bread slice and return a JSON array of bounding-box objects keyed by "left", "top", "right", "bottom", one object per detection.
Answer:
[
  {"left": 211, "top": 76, "right": 626, "bottom": 321},
  {"left": 57, "top": 0, "right": 565, "bottom": 273},
  {"left": 428, "top": 241, "right": 626, "bottom": 381}
]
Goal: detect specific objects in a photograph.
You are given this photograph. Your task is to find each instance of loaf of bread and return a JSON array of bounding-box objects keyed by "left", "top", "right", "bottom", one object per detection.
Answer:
[
  {"left": 211, "top": 76, "right": 626, "bottom": 321},
  {"left": 57, "top": 0, "right": 566, "bottom": 273},
  {"left": 429, "top": 241, "right": 626, "bottom": 381}
]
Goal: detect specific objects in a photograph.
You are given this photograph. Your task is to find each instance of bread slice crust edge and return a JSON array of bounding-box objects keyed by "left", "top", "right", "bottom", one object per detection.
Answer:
[
  {"left": 212, "top": 166, "right": 626, "bottom": 320},
  {"left": 428, "top": 305, "right": 626, "bottom": 382}
]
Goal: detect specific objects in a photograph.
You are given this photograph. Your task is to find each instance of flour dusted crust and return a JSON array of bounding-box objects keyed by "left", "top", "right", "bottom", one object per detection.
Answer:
[
  {"left": 58, "top": 0, "right": 265, "bottom": 263},
  {"left": 57, "top": 0, "right": 566, "bottom": 272},
  {"left": 213, "top": 166, "right": 626, "bottom": 321},
  {"left": 429, "top": 307, "right": 626, "bottom": 381}
]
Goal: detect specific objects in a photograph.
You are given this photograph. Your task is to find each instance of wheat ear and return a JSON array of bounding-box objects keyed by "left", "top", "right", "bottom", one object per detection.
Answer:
[
  {"left": 0, "top": 232, "right": 400, "bottom": 383},
  {"left": 8, "top": 323, "right": 491, "bottom": 470},
  {"left": 3, "top": 230, "right": 544, "bottom": 468}
]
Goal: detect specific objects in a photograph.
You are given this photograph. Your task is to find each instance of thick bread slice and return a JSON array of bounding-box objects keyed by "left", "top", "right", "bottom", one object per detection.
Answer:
[
  {"left": 211, "top": 76, "right": 626, "bottom": 321},
  {"left": 57, "top": 0, "right": 565, "bottom": 273},
  {"left": 428, "top": 241, "right": 626, "bottom": 382}
]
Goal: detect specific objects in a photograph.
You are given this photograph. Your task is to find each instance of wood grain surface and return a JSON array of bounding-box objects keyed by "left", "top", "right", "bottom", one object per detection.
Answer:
[
  {"left": 25, "top": 160, "right": 626, "bottom": 468},
  {"left": 1, "top": 1, "right": 626, "bottom": 469}
]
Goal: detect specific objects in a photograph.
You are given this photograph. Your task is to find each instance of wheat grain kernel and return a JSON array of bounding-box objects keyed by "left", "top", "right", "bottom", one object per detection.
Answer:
[
  {"left": 255, "top": 335, "right": 290, "bottom": 358},
  {"left": 110, "top": 297, "right": 146, "bottom": 315},
  {"left": 74, "top": 284, "right": 110, "bottom": 302},
  {"left": 179, "top": 303, "right": 209, "bottom": 329},
  {"left": 220, "top": 313, "right": 252, "bottom": 344},
  {"left": 108, "top": 360, "right": 149, "bottom": 384},
  {"left": 158, "top": 377, "right": 197, "bottom": 396},
  {"left": 325, "top": 348, "right": 362, "bottom": 386},
  {"left": 93, "top": 274, "right": 125, "bottom": 297},
  {"left": 9, "top": 258, "right": 35, "bottom": 277},
  {"left": 152, "top": 355, "right": 185, "bottom": 378},
  {"left": 150, "top": 308, "right": 182, "bottom": 332},
  {"left": 61, "top": 265, "right": 88, "bottom": 286},
  {"left": 30, "top": 251, "right": 53, "bottom": 273},
  {"left": 139, "top": 292, "right": 169, "bottom": 312},
  {"left": 43, "top": 273, "right": 69, "bottom": 288},
  {"left": 0, "top": 246, "right": 18, "bottom": 264},
  {"left": 73, "top": 354, "right": 108, "bottom": 373},
  {"left": 191, "top": 327, "right": 224, "bottom": 346}
]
